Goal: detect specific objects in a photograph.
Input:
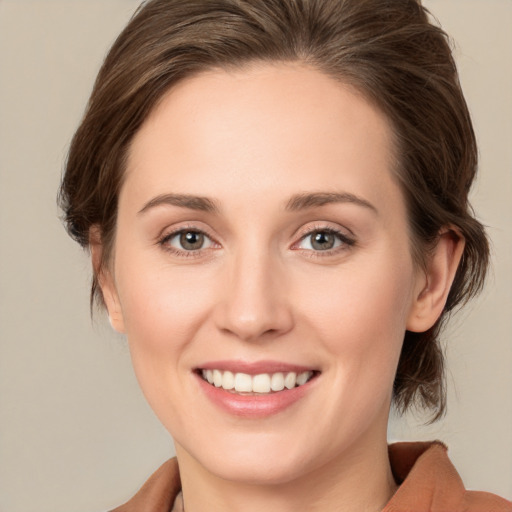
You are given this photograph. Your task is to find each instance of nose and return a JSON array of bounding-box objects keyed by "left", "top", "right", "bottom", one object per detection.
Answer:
[{"left": 213, "top": 247, "right": 294, "bottom": 342}]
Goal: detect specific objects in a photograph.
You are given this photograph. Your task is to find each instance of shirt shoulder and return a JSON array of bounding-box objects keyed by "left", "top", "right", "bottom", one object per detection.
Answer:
[
  {"left": 463, "top": 490, "right": 512, "bottom": 512},
  {"left": 384, "top": 441, "right": 512, "bottom": 512}
]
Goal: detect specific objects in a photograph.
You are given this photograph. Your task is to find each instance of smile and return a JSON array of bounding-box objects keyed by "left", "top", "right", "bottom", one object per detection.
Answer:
[
  {"left": 200, "top": 369, "right": 315, "bottom": 394},
  {"left": 195, "top": 361, "right": 320, "bottom": 417}
]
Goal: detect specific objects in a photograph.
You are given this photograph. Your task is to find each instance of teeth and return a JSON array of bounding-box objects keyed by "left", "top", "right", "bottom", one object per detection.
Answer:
[
  {"left": 201, "top": 369, "right": 314, "bottom": 394},
  {"left": 296, "top": 371, "right": 310, "bottom": 386},
  {"left": 213, "top": 369, "right": 223, "bottom": 387},
  {"left": 271, "top": 372, "right": 285, "bottom": 391},
  {"left": 252, "top": 374, "right": 271, "bottom": 393},
  {"left": 284, "top": 372, "right": 297, "bottom": 390},
  {"left": 222, "top": 370, "right": 235, "bottom": 390},
  {"left": 234, "top": 372, "right": 252, "bottom": 392}
]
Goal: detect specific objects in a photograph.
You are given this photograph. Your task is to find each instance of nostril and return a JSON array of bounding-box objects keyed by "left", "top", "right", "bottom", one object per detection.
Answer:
[{"left": 212, "top": 273, "right": 294, "bottom": 342}]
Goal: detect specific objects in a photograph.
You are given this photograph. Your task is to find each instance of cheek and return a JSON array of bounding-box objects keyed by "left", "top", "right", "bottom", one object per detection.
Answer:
[
  {"left": 113, "top": 256, "right": 219, "bottom": 430},
  {"left": 298, "top": 252, "right": 415, "bottom": 375},
  {"left": 291, "top": 257, "right": 415, "bottom": 441},
  {"left": 119, "top": 267, "right": 215, "bottom": 347},
  {"left": 112, "top": 241, "right": 218, "bottom": 385}
]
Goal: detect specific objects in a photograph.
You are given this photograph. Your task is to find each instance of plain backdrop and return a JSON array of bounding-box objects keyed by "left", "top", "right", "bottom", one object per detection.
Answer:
[{"left": 0, "top": 1, "right": 511, "bottom": 511}]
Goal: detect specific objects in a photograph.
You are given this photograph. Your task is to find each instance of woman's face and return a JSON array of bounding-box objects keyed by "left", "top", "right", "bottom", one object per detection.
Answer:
[{"left": 103, "top": 63, "right": 425, "bottom": 484}]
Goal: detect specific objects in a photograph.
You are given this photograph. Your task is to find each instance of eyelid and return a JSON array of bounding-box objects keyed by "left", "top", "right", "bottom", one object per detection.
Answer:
[
  {"left": 291, "top": 223, "right": 356, "bottom": 253},
  {"left": 157, "top": 223, "right": 221, "bottom": 257},
  {"left": 155, "top": 221, "right": 355, "bottom": 258}
]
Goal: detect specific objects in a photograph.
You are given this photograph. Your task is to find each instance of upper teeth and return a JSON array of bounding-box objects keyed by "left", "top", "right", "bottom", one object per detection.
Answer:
[{"left": 201, "top": 369, "right": 313, "bottom": 393}]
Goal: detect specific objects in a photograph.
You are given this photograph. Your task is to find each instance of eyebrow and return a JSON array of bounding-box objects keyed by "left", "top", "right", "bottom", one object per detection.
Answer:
[
  {"left": 138, "top": 193, "right": 220, "bottom": 215},
  {"left": 285, "top": 192, "right": 378, "bottom": 214},
  {"left": 138, "top": 191, "right": 377, "bottom": 216}
]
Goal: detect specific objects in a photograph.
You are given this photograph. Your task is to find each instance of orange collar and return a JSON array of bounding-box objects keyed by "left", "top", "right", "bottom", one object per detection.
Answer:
[{"left": 110, "top": 441, "right": 511, "bottom": 512}]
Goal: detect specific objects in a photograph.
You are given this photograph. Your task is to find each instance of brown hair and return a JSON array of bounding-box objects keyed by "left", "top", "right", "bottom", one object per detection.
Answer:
[{"left": 59, "top": 0, "right": 489, "bottom": 420}]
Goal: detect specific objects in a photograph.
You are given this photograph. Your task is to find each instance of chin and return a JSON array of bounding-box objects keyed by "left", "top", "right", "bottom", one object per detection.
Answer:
[
  {"left": 206, "top": 452, "right": 311, "bottom": 486},
  {"left": 177, "top": 428, "right": 330, "bottom": 486}
]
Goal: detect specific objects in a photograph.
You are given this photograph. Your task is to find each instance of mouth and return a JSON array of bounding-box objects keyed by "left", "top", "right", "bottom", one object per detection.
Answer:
[
  {"left": 197, "top": 368, "right": 319, "bottom": 395},
  {"left": 194, "top": 362, "right": 320, "bottom": 417}
]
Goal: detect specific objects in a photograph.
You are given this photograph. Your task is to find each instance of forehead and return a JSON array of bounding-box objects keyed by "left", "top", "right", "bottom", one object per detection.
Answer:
[{"left": 123, "top": 62, "right": 402, "bottom": 218}]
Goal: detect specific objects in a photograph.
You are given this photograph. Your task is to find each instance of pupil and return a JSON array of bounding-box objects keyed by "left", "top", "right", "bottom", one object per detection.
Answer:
[
  {"left": 180, "top": 231, "right": 204, "bottom": 250},
  {"left": 312, "top": 231, "right": 334, "bottom": 250}
]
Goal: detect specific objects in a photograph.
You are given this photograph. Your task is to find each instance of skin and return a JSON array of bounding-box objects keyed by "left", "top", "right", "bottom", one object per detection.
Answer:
[{"left": 94, "top": 62, "right": 464, "bottom": 512}]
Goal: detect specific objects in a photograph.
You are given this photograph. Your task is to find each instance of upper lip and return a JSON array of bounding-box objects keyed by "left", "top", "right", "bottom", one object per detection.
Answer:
[{"left": 196, "top": 360, "right": 318, "bottom": 375}]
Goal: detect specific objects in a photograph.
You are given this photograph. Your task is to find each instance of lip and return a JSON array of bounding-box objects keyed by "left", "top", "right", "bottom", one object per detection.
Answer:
[
  {"left": 197, "top": 359, "right": 316, "bottom": 375},
  {"left": 194, "top": 360, "right": 319, "bottom": 418}
]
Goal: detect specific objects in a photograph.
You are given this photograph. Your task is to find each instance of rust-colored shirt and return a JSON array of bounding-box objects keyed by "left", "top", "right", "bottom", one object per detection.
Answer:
[{"left": 111, "top": 441, "right": 512, "bottom": 512}]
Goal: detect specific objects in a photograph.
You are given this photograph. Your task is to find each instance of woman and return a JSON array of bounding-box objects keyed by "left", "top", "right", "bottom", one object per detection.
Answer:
[{"left": 59, "top": 0, "right": 511, "bottom": 510}]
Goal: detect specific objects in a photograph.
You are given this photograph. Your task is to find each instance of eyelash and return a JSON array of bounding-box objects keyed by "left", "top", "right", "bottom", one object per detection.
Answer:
[
  {"left": 157, "top": 224, "right": 355, "bottom": 258},
  {"left": 293, "top": 225, "right": 356, "bottom": 258},
  {"left": 158, "top": 225, "right": 218, "bottom": 259}
]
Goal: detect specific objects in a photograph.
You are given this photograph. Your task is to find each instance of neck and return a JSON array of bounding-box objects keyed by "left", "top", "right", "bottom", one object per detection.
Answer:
[{"left": 176, "top": 430, "right": 397, "bottom": 512}]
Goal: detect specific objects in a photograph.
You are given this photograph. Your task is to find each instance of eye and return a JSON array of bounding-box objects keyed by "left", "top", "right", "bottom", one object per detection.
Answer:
[
  {"left": 161, "top": 229, "right": 215, "bottom": 252},
  {"left": 296, "top": 228, "right": 354, "bottom": 252}
]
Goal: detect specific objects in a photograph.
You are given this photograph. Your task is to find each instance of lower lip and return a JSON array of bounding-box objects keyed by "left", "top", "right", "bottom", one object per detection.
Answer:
[{"left": 195, "top": 373, "right": 316, "bottom": 418}]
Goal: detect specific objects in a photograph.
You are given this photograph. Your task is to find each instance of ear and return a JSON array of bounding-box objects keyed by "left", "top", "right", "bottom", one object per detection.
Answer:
[
  {"left": 89, "top": 226, "right": 125, "bottom": 334},
  {"left": 406, "top": 228, "right": 465, "bottom": 333}
]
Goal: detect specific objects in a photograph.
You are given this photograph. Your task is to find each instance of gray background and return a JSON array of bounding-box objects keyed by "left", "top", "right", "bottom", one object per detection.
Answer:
[{"left": 0, "top": 1, "right": 511, "bottom": 511}]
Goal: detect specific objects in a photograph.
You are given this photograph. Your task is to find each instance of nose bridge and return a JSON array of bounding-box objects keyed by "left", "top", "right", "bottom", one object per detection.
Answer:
[{"left": 215, "top": 239, "right": 292, "bottom": 341}]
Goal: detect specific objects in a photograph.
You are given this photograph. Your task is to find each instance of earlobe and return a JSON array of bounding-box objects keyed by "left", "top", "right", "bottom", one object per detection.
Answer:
[
  {"left": 103, "top": 291, "right": 125, "bottom": 334},
  {"left": 406, "top": 229, "right": 465, "bottom": 333},
  {"left": 89, "top": 226, "right": 126, "bottom": 334}
]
